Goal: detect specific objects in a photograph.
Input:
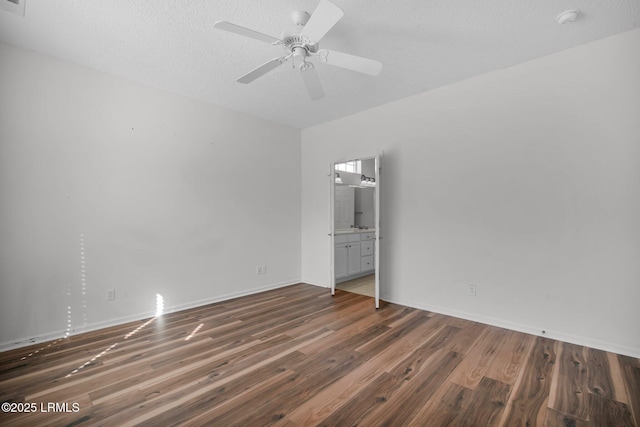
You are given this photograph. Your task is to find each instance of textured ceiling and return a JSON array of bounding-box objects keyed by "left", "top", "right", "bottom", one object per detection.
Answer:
[{"left": 1, "top": 0, "right": 639, "bottom": 128}]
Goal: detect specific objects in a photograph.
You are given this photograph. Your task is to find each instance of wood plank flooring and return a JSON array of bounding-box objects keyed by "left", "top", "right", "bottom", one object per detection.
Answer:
[{"left": 0, "top": 283, "right": 638, "bottom": 426}]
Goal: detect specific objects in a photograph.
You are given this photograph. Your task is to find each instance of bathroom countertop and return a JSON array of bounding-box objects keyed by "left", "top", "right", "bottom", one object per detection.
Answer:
[{"left": 335, "top": 228, "right": 376, "bottom": 235}]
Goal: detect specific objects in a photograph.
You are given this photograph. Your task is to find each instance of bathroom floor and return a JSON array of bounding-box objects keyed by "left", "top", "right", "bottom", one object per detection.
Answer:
[{"left": 336, "top": 274, "right": 374, "bottom": 297}]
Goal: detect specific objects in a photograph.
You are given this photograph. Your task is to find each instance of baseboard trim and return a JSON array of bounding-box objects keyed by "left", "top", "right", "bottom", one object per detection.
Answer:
[
  {"left": 380, "top": 294, "right": 640, "bottom": 359},
  {"left": 4, "top": 283, "right": 636, "bottom": 358},
  {"left": 301, "top": 280, "right": 330, "bottom": 289},
  {"left": 167, "top": 279, "right": 302, "bottom": 314},
  {"left": 0, "top": 279, "right": 301, "bottom": 353}
]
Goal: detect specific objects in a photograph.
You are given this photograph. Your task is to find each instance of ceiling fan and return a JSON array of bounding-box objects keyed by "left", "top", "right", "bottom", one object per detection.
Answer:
[{"left": 213, "top": 0, "right": 382, "bottom": 100}]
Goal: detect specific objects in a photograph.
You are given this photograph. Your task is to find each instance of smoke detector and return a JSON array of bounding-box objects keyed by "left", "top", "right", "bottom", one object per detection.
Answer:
[{"left": 556, "top": 10, "right": 579, "bottom": 24}]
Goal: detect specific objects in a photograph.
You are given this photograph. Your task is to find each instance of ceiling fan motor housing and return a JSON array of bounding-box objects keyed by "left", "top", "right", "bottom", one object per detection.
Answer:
[{"left": 280, "top": 25, "right": 318, "bottom": 57}]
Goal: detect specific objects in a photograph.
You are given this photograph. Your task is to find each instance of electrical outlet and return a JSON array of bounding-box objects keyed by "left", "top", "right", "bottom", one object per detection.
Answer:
[
  {"left": 468, "top": 285, "right": 476, "bottom": 297},
  {"left": 106, "top": 288, "right": 115, "bottom": 301},
  {"left": 262, "top": 265, "right": 267, "bottom": 274},
  {"left": 257, "top": 265, "right": 268, "bottom": 275}
]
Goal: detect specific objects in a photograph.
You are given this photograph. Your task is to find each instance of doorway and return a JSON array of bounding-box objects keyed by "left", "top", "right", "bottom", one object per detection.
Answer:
[
  {"left": 330, "top": 156, "right": 380, "bottom": 308},
  {"left": 336, "top": 274, "right": 375, "bottom": 297}
]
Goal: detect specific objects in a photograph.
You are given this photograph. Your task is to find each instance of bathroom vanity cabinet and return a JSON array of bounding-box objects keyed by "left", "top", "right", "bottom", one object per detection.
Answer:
[{"left": 334, "top": 231, "right": 375, "bottom": 282}]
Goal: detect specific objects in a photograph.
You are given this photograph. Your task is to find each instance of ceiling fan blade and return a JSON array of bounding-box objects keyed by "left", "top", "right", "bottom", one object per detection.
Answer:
[
  {"left": 300, "top": 65, "right": 325, "bottom": 100},
  {"left": 300, "top": 0, "right": 344, "bottom": 43},
  {"left": 214, "top": 21, "right": 282, "bottom": 44},
  {"left": 237, "top": 57, "right": 287, "bottom": 84},
  {"left": 318, "top": 50, "right": 382, "bottom": 76}
]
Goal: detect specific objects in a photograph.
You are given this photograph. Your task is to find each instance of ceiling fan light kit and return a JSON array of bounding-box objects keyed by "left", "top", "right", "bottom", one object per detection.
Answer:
[{"left": 213, "top": 0, "right": 382, "bottom": 100}]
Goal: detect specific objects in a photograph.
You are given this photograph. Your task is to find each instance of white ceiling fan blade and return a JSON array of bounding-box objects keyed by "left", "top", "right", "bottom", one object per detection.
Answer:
[
  {"left": 300, "top": 65, "right": 325, "bottom": 100},
  {"left": 214, "top": 21, "right": 282, "bottom": 44},
  {"left": 300, "top": 0, "right": 344, "bottom": 43},
  {"left": 319, "top": 50, "right": 382, "bottom": 76},
  {"left": 237, "top": 57, "right": 287, "bottom": 84}
]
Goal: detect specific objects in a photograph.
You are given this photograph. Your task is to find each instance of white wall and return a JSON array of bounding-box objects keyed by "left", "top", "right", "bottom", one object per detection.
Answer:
[
  {"left": 301, "top": 29, "right": 640, "bottom": 357},
  {"left": 0, "top": 43, "right": 301, "bottom": 349}
]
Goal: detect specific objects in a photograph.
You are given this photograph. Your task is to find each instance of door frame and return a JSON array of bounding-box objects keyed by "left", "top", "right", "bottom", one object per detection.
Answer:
[{"left": 329, "top": 155, "right": 381, "bottom": 308}]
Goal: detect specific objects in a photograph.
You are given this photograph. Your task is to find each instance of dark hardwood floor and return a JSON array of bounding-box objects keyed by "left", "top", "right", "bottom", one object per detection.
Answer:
[{"left": 1, "top": 283, "right": 638, "bottom": 426}]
